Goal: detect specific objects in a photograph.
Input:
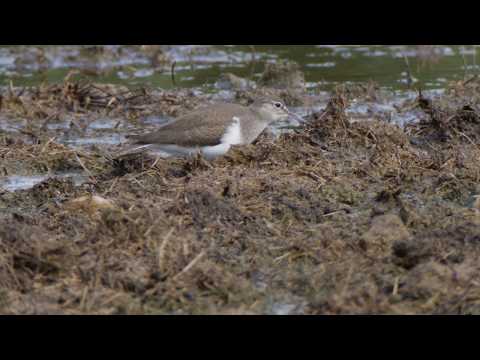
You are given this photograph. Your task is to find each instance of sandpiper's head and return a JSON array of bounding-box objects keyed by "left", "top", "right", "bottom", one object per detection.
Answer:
[{"left": 251, "top": 98, "right": 292, "bottom": 123}]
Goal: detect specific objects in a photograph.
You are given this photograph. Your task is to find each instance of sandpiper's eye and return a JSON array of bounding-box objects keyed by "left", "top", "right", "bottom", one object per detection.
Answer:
[{"left": 274, "top": 102, "right": 283, "bottom": 109}]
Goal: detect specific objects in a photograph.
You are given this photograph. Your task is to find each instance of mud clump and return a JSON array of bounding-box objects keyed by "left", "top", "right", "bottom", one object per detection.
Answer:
[
  {"left": 0, "top": 215, "right": 63, "bottom": 292},
  {"left": 64, "top": 195, "right": 116, "bottom": 216},
  {"left": 409, "top": 86, "right": 480, "bottom": 143},
  {"left": 185, "top": 190, "right": 253, "bottom": 239},
  {"left": 361, "top": 214, "right": 411, "bottom": 257},
  {"left": 215, "top": 73, "right": 250, "bottom": 91},
  {"left": 233, "top": 60, "right": 308, "bottom": 107},
  {"left": 259, "top": 60, "right": 306, "bottom": 91},
  {"left": 391, "top": 239, "right": 433, "bottom": 270}
]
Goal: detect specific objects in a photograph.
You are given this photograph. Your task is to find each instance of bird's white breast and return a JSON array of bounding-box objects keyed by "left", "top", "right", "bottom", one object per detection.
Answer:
[{"left": 220, "top": 116, "right": 243, "bottom": 145}]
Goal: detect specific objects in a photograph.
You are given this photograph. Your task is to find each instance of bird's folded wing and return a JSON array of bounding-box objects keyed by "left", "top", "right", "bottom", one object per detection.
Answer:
[{"left": 130, "top": 105, "right": 244, "bottom": 147}]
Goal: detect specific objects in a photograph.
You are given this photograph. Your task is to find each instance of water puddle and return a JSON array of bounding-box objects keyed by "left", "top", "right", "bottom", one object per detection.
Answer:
[
  {"left": 267, "top": 299, "right": 307, "bottom": 315},
  {"left": 0, "top": 116, "right": 27, "bottom": 132},
  {"left": 270, "top": 303, "right": 301, "bottom": 315},
  {"left": 87, "top": 118, "right": 123, "bottom": 130},
  {"left": 61, "top": 133, "right": 126, "bottom": 147},
  {"left": 140, "top": 115, "right": 173, "bottom": 127},
  {"left": 0, "top": 175, "right": 49, "bottom": 191},
  {"left": 0, "top": 172, "right": 89, "bottom": 192}
]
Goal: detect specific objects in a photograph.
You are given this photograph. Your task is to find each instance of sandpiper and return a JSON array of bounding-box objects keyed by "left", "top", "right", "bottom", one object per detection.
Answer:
[{"left": 124, "top": 98, "right": 303, "bottom": 160}]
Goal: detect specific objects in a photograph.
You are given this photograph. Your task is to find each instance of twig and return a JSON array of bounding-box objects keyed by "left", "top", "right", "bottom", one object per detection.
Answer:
[
  {"left": 64, "top": 69, "right": 80, "bottom": 83},
  {"left": 90, "top": 84, "right": 115, "bottom": 98},
  {"left": 392, "top": 277, "right": 400, "bottom": 296},
  {"left": 274, "top": 252, "right": 292, "bottom": 263},
  {"left": 40, "top": 137, "right": 56, "bottom": 153},
  {"left": 454, "top": 129, "right": 478, "bottom": 147},
  {"left": 79, "top": 286, "right": 89, "bottom": 311},
  {"left": 103, "top": 177, "right": 118, "bottom": 196},
  {"left": 473, "top": 45, "right": 477, "bottom": 74},
  {"left": 403, "top": 54, "right": 414, "bottom": 89},
  {"left": 150, "top": 156, "right": 162, "bottom": 169},
  {"left": 74, "top": 152, "right": 97, "bottom": 183},
  {"left": 8, "top": 80, "right": 14, "bottom": 97},
  {"left": 463, "top": 74, "right": 478, "bottom": 86},
  {"left": 173, "top": 250, "right": 206, "bottom": 281},
  {"left": 171, "top": 61, "right": 177, "bottom": 87},
  {"left": 248, "top": 45, "right": 257, "bottom": 89},
  {"left": 322, "top": 210, "right": 348, "bottom": 217},
  {"left": 461, "top": 48, "right": 469, "bottom": 80},
  {"left": 158, "top": 227, "right": 175, "bottom": 273}
]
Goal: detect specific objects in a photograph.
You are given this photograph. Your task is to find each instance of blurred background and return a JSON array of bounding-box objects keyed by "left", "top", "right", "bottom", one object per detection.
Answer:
[{"left": 0, "top": 45, "right": 477, "bottom": 92}]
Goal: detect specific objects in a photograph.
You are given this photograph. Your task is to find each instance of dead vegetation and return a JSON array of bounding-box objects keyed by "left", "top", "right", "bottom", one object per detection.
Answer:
[
  {"left": 2, "top": 72, "right": 480, "bottom": 314},
  {"left": 0, "top": 73, "right": 206, "bottom": 127}
]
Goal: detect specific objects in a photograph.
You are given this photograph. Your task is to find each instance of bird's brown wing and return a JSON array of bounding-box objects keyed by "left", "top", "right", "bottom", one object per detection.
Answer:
[{"left": 130, "top": 104, "right": 247, "bottom": 147}]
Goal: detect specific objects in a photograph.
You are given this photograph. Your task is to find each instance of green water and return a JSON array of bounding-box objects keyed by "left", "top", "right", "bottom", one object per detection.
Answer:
[{"left": 0, "top": 45, "right": 477, "bottom": 91}]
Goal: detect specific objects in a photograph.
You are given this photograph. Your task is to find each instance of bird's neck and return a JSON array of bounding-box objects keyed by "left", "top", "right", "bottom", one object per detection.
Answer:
[
  {"left": 240, "top": 109, "right": 270, "bottom": 144},
  {"left": 250, "top": 107, "right": 274, "bottom": 124}
]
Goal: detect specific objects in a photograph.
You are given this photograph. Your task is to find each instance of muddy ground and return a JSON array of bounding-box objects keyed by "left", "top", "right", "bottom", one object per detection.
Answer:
[{"left": 2, "top": 62, "right": 480, "bottom": 314}]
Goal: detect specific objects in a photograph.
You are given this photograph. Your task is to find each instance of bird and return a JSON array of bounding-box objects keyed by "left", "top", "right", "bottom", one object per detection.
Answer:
[{"left": 121, "top": 98, "right": 303, "bottom": 160}]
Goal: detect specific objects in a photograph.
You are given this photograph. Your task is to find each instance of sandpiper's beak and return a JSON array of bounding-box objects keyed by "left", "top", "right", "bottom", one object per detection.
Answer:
[{"left": 287, "top": 109, "right": 304, "bottom": 123}]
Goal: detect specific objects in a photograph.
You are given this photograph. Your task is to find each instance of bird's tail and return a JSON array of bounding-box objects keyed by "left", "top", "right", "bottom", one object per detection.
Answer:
[{"left": 112, "top": 143, "right": 154, "bottom": 159}]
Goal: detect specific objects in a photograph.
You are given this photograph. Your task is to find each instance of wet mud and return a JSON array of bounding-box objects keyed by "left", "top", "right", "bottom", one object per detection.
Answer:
[{"left": 1, "top": 49, "right": 480, "bottom": 314}]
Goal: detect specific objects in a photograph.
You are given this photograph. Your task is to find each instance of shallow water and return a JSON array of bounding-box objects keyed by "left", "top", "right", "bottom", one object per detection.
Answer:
[
  {"left": 0, "top": 172, "right": 89, "bottom": 192},
  {"left": 61, "top": 133, "right": 127, "bottom": 147},
  {"left": 269, "top": 301, "right": 306, "bottom": 315},
  {"left": 0, "top": 45, "right": 477, "bottom": 91},
  {"left": 0, "top": 175, "right": 50, "bottom": 191}
]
